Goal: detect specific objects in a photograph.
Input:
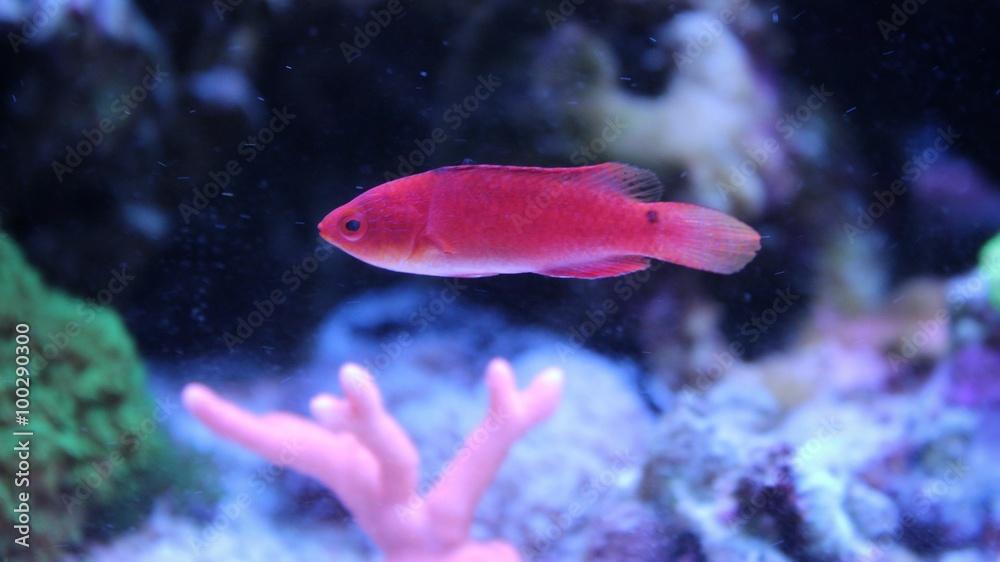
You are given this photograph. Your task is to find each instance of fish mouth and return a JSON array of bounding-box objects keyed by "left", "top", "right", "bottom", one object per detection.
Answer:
[{"left": 318, "top": 214, "right": 338, "bottom": 245}]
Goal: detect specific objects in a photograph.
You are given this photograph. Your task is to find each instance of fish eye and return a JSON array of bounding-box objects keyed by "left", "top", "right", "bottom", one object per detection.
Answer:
[{"left": 340, "top": 216, "right": 366, "bottom": 241}]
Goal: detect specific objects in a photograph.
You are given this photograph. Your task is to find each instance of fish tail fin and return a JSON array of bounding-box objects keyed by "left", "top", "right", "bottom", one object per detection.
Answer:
[{"left": 646, "top": 202, "right": 761, "bottom": 274}]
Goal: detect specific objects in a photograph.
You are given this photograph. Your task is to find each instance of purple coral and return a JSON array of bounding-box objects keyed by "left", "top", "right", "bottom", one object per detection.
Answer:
[{"left": 946, "top": 345, "right": 1000, "bottom": 408}]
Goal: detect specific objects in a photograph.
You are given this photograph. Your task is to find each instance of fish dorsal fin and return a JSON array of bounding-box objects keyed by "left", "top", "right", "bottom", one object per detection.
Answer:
[
  {"left": 572, "top": 162, "right": 664, "bottom": 202},
  {"left": 539, "top": 255, "right": 650, "bottom": 279},
  {"left": 434, "top": 162, "right": 664, "bottom": 202}
]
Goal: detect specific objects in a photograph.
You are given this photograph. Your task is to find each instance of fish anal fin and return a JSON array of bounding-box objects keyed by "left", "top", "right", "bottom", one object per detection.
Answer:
[{"left": 539, "top": 255, "right": 650, "bottom": 279}]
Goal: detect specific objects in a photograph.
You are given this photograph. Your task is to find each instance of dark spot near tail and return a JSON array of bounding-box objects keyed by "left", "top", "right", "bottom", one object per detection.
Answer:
[{"left": 646, "top": 210, "right": 659, "bottom": 224}]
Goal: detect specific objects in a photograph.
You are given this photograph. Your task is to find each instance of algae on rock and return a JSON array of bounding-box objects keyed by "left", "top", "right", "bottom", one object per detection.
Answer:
[
  {"left": 0, "top": 233, "right": 185, "bottom": 561},
  {"left": 980, "top": 232, "right": 1000, "bottom": 311}
]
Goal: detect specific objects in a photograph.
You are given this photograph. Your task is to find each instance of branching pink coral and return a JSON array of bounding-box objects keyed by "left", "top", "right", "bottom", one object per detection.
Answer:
[{"left": 181, "top": 358, "right": 564, "bottom": 562}]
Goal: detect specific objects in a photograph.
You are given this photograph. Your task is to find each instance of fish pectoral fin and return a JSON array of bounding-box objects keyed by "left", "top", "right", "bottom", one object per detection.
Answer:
[
  {"left": 419, "top": 232, "right": 457, "bottom": 255},
  {"left": 538, "top": 255, "right": 650, "bottom": 279}
]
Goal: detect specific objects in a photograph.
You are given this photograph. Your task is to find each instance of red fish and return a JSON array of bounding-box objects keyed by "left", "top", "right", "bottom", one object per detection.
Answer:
[{"left": 318, "top": 163, "right": 760, "bottom": 278}]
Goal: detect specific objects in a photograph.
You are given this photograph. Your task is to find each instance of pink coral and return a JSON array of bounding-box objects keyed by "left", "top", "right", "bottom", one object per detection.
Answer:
[{"left": 181, "top": 358, "right": 564, "bottom": 562}]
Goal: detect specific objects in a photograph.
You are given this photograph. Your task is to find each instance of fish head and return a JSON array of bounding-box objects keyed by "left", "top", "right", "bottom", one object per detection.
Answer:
[{"left": 318, "top": 184, "right": 425, "bottom": 269}]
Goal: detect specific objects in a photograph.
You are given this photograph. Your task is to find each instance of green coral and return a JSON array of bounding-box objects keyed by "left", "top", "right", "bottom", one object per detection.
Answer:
[
  {"left": 981, "top": 232, "right": 1000, "bottom": 311},
  {"left": 0, "top": 232, "right": 185, "bottom": 561}
]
